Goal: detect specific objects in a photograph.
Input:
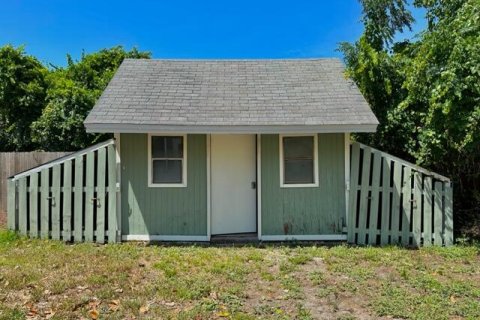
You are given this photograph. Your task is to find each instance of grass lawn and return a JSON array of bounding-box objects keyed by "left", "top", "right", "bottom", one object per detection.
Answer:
[{"left": 0, "top": 229, "right": 479, "bottom": 320}]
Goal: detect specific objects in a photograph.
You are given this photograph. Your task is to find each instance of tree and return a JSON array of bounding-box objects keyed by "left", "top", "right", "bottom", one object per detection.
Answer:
[
  {"left": 341, "top": 0, "right": 480, "bottom": 238},
  {"left": 31, "top": 46, "right": 151, "bottom": 151},
  {"left": 0, "top": 45, "right": 47, "bottom": 151}
]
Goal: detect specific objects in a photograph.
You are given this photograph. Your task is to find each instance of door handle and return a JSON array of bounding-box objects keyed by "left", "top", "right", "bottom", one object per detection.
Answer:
[{"left": 251, "top": 181, "right": 256, "bottom": 189}]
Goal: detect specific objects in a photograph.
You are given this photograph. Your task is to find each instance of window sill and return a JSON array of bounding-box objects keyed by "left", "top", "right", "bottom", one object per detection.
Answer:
[
  {"left": 280, "top": 183, "right": 319, "bottom": 188},
  {"left": 148, "top": 183, "right": 187, "bottom": 188}
]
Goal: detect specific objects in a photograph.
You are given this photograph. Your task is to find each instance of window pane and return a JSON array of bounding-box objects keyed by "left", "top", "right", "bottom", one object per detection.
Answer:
[
  {"left": 283, "top": 136, "right": 313, "bottom": 159},
  {"left": 152, "top": 160, "right": 183, "bottom": 183},
  {"left": 152, "top": 136, "right": 183, "bottom": 158},
  {"left": 284, "top": 159, "right": 314, "bottom": 184}
]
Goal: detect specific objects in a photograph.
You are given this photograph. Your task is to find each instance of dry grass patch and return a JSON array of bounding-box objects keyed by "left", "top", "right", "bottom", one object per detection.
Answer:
[{"left": 0, "top": 229, "right": 479, "bottom": 319}]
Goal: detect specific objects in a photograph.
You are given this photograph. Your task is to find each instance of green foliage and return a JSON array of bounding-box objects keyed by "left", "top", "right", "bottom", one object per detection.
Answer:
[
  {"left": 360, "top": 0, "right": 414, "bottom": 50},
  {"left": 341, "top": 0, "right": 480, "bottom": 237},
  {"left": 0, "top": 45, "right": 47, "bottom": 151},
  {"left": 31, "top": 46, "right": 151, "bottom": 151}
]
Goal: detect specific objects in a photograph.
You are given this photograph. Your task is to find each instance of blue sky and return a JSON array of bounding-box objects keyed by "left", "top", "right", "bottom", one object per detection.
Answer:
[{"left": 0, "top": 1, "right": 426, "bottom": 66}]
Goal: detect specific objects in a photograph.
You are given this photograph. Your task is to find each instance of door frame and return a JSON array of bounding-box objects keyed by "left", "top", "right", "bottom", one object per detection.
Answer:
[{"left": 207, "top": 134, "right": 259, "bottom": 239}]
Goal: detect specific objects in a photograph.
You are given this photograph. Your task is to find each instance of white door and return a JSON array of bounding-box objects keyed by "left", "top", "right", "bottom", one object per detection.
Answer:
[{"left": 211, "top": 134, "right": 257, "bottom": 235}]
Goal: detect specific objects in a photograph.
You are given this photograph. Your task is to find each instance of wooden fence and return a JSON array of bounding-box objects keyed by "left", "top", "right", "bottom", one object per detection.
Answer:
[
  {"left": 348, "top": 142, "right": 453, "bottom": 246},
  {"left": 7, "top": 139, "right": 119, "bottom": 243},
  {"left": 0, "top": 152, "right": 71, "bottom": 219}
]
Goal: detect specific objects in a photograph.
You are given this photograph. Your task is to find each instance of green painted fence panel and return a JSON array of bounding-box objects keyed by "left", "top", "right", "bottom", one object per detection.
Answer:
[
  {"left": 357, "top": 147, "right": 371, "bottom": 245},
  {"left": 348, "top": 142, "right": 360, "bottom": 243},
  {"left": 51, "top": 165, "right": 61, "bottom": 240},
  {"left": 444, "top": 184, "right": 454, "bottom": 246},
  {"left": 412, "top": 172, "right": 422, "bottom": 246},
  {"left": 433, "top": 181, "right": 443, "bottom": 245},
  {"left": 423, "top": 177, "right": 433, "bottom": 246},
  {"left": 29, "top": 173, "right": 39, "bottom": 238},
  {"left": 74, "top": 155, "right": 84, "bottom": 242},
  {"left": 7, "top": 179, "right": 16, "bottom": 230},
  {"left": 401, "top": 166, "right": 412, "bottom": 245},
  {"left": 8, "top": 139, "right": 118, "bottom": 243},
  {"left": 380, "top": 157, "right": 391, "bottom": 245},
  {"left": 96, "top": 148, "right": 106, "bottom": 244},
  {"left": 368, "top": 151, "right": 382, "bottom": 244},
  {"left": 84, "top": 152, "right": 95, "bottom": 242},
  {"left": 40, "top": 169, "right": 50, "bottom": 239},
  {"left": 350, "top": 142, "right": 452, "bottom": 246},
  {"left": 107, "top": 144, "right": 117, "bottom": 243},
  {"left": 18, "top": 177, "right": 28, "bottom": 235},
  {"left": 63, "top": 160, "right": 73, "bottom": 241}
]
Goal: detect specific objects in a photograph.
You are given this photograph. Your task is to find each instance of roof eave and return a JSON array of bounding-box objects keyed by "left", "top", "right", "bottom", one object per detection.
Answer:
[{"left": 84, "top": 123, "right": 378, "bottom": 134}]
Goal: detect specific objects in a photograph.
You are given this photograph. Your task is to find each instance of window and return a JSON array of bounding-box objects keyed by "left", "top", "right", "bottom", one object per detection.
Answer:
[
  {"left": 280, "top": 134, "right": 318, "bottom": 187},
  {"left": 148, "top": 134, "right": 187, "bottom": 187}
]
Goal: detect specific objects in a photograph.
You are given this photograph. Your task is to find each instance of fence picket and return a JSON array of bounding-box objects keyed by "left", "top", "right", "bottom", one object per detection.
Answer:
[
  {"left": 107, "top": 144, "right": 117, "bottom": 243},
  {"left": 357, "top": 147, "right": 372, "bottom": 245},
  {"left": 51, "top": 165, "right": 61, "bottom": 240},
  {"left": 29, "top": 173, "right": 39, "bottom": 238},
  {"left": 412, "top": 172, "right": 422, "bottom": 246},
  {"left": 433, "top": 181, "right": 443, "bottom": 245},
  {"left": 423, "top": 177, "right": 433, "bottom": 246},
  {"left": 96, "top": 148, "right": 106, "bottom": 244},
  {"left": 18, "top": 177, "right": 27, "bottom": 235},
  {"left": 84, "top": 152, "right": 95, "bottom": 242},
  {"left": 7, "top": 179, "right": 16, "bottom": 230},
  {"left": 368, "top": 151, "right": 382, "bottom": 245},
  {"left": 63, "top": 160, "right": 72, "bottom": 241},
  {"left": 40, "top": 169, "right": 50, "bottom": 239},
  {"left": 380, "top": 157, "right": 391, "bottom": 245},
  {"left": 390, "top": 162, "right": 403, "bottom": 244},
  {"left": 74, "top": 156, "right": 84, "bottom": 242},
  {"left": 444, "top": 184, "right": 453, "bottom": 246},
  {"left": 348, "top": 143, "right": 360, "bottom": 243},
  {"left": 401, "top": 167, "right": 412, "bottom": 245}
]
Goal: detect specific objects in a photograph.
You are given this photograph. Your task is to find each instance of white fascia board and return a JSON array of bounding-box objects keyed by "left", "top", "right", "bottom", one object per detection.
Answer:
[{"left": 85, "top": 123, "right": 378, "bottom": 134}]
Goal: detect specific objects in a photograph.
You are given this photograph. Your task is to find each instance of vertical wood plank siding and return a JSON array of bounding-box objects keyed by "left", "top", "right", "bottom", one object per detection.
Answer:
[
  {"left": 349, "top": 142, "right": 453, "bottom": 246},
  {"left": 7, "top": 139, "right": 118, "bottom": 243},
  {"left": 120, "top": 134, "right": 207, "bottom": 236},
  {"left": 261, "top": 134, "right": 346, "bottom": 236}
]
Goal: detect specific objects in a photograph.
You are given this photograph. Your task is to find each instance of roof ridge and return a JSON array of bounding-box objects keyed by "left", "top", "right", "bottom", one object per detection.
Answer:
[{"left": 123, "top": 57, "right": 342, "bottom": 62}]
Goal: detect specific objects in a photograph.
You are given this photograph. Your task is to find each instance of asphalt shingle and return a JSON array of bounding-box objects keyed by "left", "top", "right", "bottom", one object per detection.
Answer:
[{"left": 84, "top": 58, "right": 379, "bottom": 132}]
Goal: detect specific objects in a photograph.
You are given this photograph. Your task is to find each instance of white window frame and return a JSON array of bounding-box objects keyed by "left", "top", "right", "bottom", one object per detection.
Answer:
[
  {"left": 279, "top": 133, "right": 319, "bottom": 188},
  {"left": 148, "top": 133, "right": 187, "bottom": 188}
]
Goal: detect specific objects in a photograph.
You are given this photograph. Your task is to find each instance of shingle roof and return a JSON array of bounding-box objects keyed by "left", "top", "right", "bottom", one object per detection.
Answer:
[{"left": 84, "top": 58, "right": 378, "bottom": 133}]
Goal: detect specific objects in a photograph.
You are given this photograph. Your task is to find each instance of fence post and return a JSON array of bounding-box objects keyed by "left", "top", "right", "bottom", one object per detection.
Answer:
[
  {"left": 107, "top": 144, "right": 118, "bottom": 243},
  {"left": 348, "top": 143, "right": 360, "bottom": 243},
  {"left": 444, "top": 183, "right": 454, "bottom": 246}
]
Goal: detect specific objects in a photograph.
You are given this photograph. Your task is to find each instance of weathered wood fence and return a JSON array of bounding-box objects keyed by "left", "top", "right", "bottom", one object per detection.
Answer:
[
  {"left": 7, "top": 139, "right": 119, "bottom": 243},
  {"left": 0, "top": 152, "right": 71, "bottom": 218},
  {"left": 348, "top": 142, "right": 453, "bottom": 246}
]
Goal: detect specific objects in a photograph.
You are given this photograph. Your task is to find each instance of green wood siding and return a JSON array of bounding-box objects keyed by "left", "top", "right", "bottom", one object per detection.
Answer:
[
  {"left": 261, "top": 134, "right": 346, "bottom": 235},
  {"left": 120, "top": 134, "right": 207, "bottom": 236}
]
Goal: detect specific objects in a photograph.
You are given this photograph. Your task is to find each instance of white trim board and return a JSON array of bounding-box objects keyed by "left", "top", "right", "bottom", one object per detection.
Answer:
[
  {"left": 86, "top": 123, "right": 378, "bottom": 134},
  {"left": 256, "top": 134, "right": 262, "bottom": 239},
  {"left": 260, "top": 234, "right": 347, "bottom": 241},
  {"left": 344, "top": 133, "right": 350, "bottom": 227},
  {"left": 122, "top": 235, "right": 209, "bottom": 242}
]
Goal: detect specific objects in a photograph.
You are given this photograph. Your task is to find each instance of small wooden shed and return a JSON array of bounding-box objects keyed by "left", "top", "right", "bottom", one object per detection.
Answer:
[{"left": 7, "top": 59, "right": 454, "bottom": 245}]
